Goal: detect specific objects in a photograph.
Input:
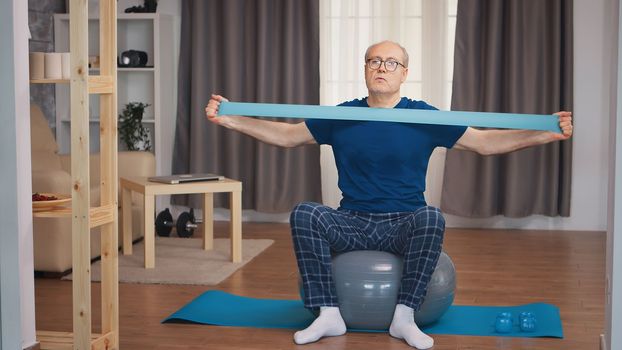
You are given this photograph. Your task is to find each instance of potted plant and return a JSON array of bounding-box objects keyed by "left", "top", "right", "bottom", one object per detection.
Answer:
[{"left": 118, "top": 102, "right": 152, "bottom": 151}]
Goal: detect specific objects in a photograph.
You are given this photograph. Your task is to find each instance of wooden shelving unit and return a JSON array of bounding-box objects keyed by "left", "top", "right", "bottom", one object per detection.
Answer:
[{"left": 31, "top": 1, "right": 120, "bottom": 349}]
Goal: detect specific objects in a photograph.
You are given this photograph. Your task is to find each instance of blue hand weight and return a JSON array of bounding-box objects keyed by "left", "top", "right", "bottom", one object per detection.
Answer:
[
  {"left": 495, "top": 316, "right": 513, "bottom": 333},
  {"left": 519, "top": 312, "right": 535, "bottom": 323},
  {"left": 520, "top": 317, "right": 538, "bottom": 332},
  {"left": 498, "top": 312, "right": 513, "bottom": 320}
]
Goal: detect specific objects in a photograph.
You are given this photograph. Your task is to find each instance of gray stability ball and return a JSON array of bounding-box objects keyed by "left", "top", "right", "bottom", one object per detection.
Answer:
[{"left": 331, "top": 250, "right": 456, "bottom": 330}]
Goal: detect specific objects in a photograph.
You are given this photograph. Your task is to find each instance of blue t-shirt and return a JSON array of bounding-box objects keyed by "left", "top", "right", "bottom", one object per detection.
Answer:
[{"left": 305, "top": 97, "right": 467, "bottom": 213}]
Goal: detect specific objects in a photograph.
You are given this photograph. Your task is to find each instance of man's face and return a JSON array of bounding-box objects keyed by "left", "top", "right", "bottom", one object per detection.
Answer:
[{"left": 364, "top": 42, "right": 409, "bottom": 96}]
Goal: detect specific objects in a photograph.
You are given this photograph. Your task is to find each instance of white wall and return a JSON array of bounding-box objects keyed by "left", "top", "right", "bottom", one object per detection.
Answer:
[
  {"left": 606, "top": 0, "right": 622, "bottom": 348},
  {"left": 0, "top": 0, "right": 21, "bottom": 343},
  {"left": 1, "top": 0, "right": 37, "bottom": 349}
]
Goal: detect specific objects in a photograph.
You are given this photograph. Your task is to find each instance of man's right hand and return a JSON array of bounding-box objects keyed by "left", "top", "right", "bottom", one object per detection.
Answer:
[
  {"left": 203, "top": 93, "right": 316, "bottom": 147},
  {"left": 205, "top": 94, "right": 233, "bottom": 128}
]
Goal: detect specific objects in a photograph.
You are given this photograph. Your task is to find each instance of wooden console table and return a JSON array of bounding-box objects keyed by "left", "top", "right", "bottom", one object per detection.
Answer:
[{"left": 119, "top": 177, "right": 243, "bottom": 268}]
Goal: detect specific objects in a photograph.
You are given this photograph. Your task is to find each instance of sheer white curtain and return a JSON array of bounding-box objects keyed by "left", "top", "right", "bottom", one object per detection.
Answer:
[{"left": 319, "top": 0, "right": 458, "bottom": 208}]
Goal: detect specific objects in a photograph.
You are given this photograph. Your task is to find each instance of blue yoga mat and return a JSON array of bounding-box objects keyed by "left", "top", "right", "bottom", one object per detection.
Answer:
[
  {"left": 163, "top": 290, "right": 563, "bottom": 338},
  {"left": 218, "top": 102, "right": 562, "bottom": 133}
]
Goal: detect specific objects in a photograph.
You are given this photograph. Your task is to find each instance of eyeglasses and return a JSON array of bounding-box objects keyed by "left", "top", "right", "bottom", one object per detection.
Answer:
[{"left": 366, "top": 58, "right": 405, "bottom": 72}]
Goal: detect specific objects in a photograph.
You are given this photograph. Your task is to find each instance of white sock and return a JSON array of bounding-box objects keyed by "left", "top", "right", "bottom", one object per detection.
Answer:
[
  {"left": 293, "top": 306, "right": 347, "bottom": 345},
  {"left": 389, "top": 304, "right": 434, "bottom": 349}
]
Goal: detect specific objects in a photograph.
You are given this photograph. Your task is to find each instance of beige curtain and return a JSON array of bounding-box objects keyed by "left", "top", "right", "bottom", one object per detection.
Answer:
[
  {"left": 441, "top": 0, "right": 573, "bottom": 217},
  {"left": 172, "top": 0, "right": 322, "bottom": 212}
]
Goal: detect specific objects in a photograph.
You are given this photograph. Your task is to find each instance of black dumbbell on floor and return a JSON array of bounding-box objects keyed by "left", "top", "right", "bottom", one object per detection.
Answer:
[{"left": 155, "top": 208, "right": 202, "bottom": 238}]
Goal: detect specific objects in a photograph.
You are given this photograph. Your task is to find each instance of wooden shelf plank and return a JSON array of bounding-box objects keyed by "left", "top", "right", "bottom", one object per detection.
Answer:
[
  {"left": 30, "top": 79, "right": 69, "bottom": 84},
  {"left": 30, "top": 76, "right": 116, "bottom": 94},
  {"left": 90, "top": 204, "right": 116, "bottom": 228},
  {"left": 37, "top": 330, "right": 112, "bottom": 350},
  {"left": 88, "top": 75, "right": 114, "bottom": 94},
  {"left": 60, "top": 118, "right": 155, "bottom": 123},
  {"left": 91, "top": 331, "right": 114, "bottom": 350},
  {"left": 32, "top": 204, "right": 116, "bottom": 228},
  {"left": 91, "top": 67, "right": 155, "bottom": 72},
  {"left": 32, "top": 207, "right": 71, "bottom": 218},
  {"left": 56, "top": 13, "right": 159, "bottom": 20}
]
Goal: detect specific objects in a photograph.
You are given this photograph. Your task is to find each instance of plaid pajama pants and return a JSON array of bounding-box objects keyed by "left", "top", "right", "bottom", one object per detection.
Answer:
[{"left": 290, "top": 201, "right": 445, "bottom": 311}]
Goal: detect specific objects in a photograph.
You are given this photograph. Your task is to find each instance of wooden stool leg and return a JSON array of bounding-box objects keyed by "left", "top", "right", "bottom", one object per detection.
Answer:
[
  {"left": 144, "top": 194, "right": 155, "bottom": 268},
  {"left": 203, "top": 192, "right": 214, "bottom": 250},
  {"left": 229, "top": 190, "right": 242, "bottom": 262},
  {"left": 122, "top": 186, "right": 132, "bottom": 255}
]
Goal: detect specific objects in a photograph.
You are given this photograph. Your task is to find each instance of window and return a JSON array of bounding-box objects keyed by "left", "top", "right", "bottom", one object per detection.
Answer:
[{"left": 320, "top": 0, "right": 457, "bottom": 109}]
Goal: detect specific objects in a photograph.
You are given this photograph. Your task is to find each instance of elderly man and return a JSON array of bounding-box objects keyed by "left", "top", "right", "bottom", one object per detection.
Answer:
[{"left": 205, "top": 40, "right": 573, "bottom": 349}]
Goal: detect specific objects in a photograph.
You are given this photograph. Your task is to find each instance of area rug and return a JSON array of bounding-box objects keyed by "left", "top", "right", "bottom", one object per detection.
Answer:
[
  {"left": 163, "top": 290, "right": 564, "bottom": 338},
  {"left": 62, "top": 237, "right": 274, "bottom": 285}
]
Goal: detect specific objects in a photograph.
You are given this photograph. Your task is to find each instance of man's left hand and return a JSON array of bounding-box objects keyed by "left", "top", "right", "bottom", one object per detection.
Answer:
[{"left": 550, "top": 111, "right": 573, "bottom": 141}]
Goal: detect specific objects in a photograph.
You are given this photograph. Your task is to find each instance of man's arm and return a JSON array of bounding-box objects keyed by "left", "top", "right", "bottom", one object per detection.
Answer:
[
  {"left": 453, "top": 111, "right": 573, "bottom": 155},
  {"left": 205, "top": 94, "right": 316, "bottom": 148}
]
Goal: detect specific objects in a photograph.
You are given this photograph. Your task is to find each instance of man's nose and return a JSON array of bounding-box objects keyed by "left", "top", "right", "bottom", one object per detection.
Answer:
[{"left": 377, "top": 62, "right": 387, "bottom": 72}]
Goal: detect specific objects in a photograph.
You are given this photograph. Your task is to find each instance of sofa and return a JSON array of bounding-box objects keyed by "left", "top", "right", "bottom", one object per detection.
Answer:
[{"left": 30, "top": 104, "right": 155, "bottom": 273}]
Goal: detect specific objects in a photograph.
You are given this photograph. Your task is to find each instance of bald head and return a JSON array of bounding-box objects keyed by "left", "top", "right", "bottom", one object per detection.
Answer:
[{"left": 364, "top": 40, "right": 409, "bottom": 68}]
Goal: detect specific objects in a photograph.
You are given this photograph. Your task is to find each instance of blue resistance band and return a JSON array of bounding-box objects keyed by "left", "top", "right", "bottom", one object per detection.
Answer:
[{"left": 219, "top": 102, "right": 562, "bottom": 133}]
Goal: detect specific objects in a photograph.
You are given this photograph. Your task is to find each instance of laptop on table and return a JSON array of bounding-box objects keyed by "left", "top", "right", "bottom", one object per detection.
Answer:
[{"left": 148, "top": 173, "right": 224, "bottom": 184}]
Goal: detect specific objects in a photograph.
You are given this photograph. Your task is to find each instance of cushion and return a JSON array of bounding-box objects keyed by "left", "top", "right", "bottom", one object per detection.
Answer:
[
  {"left": 31, "top": 150, "right": 62, "bottom": 171},
  {"left": 30, "top": 105, "right": 59, "bottom": 154}
]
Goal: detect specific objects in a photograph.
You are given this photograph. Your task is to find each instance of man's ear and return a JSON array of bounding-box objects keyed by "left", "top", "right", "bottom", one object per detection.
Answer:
[{"left": 401, "top": 67, "right": 409, "bottom": 83}]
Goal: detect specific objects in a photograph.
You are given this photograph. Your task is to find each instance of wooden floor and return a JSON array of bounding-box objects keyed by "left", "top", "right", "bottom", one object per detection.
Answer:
[{"left": 35, "top": 222, "right": 606, "bottom": 350}]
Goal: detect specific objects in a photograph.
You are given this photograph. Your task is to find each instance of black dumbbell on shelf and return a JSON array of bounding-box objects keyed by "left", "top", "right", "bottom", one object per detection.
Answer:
[{"left": 155, "top": 208, "right": 202, "bottom": 238}]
